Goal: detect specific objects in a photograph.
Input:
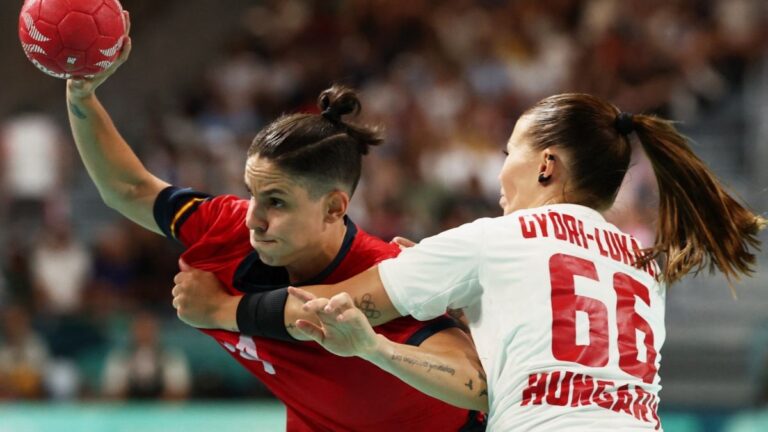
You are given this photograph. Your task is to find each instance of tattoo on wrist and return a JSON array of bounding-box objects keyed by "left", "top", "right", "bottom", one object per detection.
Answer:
[
  {"left": 390, "top": 353, "right": 456, "bottom": 376},
  {"left": 68, "top": 100, "right": 87, "bottom": 119},
  {"left": 354, "top": 293, "right": 382, "bottom": 320}
]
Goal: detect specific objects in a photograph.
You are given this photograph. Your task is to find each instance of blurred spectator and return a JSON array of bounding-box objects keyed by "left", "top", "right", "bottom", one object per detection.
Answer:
[
  {"left": 101, "top": 312, "right": 191, "bottom": 400},
  {"left": 30, "top": 220, "right": 102, "bottom": 378},
  {"left": 1, "top": 239, "right": 34, "bottom": 309},
  {"left": 0, "top": 108, "right": 69, "bottom": 237},
  {"left": 31, "top": 221, "right": 91, "bottom": 317},
  {"left": 90, "top": 222, "right": 140, "bottom": 312},
  {"left": 0, "top": 304, "right": 50, "bottom": 400}
]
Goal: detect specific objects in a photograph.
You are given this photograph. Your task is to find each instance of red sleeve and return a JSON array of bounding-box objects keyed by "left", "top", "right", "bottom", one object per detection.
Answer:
[{"left": 152, "top": 185, "right": 246, "bottom": 248}]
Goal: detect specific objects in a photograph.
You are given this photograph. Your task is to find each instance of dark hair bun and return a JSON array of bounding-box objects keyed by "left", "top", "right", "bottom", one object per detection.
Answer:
[{"left": 318, "top": 85, "right": 361, "bottom": 122}]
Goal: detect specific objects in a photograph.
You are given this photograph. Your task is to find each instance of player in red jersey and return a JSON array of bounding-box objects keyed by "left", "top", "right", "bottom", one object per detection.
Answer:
[{"left": 65, "top": 20, "right": 485, "bottom": 431}]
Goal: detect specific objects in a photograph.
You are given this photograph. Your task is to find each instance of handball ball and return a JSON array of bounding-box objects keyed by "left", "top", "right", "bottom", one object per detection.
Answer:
[{"left": 18, "top": 0, "right": 125, "bottom": 79}]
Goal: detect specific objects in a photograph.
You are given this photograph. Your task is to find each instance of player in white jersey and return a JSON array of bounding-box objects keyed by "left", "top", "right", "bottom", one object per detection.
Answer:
[{"left": 175, "top": 93, "right": 765, "bottom": 430}]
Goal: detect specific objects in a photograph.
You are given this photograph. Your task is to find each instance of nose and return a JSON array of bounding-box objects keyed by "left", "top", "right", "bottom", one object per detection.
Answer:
[{"left": 245, "top": 198, "right": 268, "bottom": 232}]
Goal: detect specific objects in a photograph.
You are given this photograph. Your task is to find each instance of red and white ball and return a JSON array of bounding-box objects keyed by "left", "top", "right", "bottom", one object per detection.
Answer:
[{"left": 18, "top": 0, "right": 125, "bottom": 79}]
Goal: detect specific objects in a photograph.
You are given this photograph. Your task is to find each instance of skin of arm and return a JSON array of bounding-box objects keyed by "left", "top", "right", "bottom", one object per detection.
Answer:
[
  {"left": 172, "top": 265, "right": 401, "bottom": 338},
  {"left": 171, "top": 257, "right": 488, "bottom": 411},
  {"left": 292, "top": 290, "right": 488, "bottom": 412},
  {"left": 171, "top": 265, "right": 489, "bottom": 411},
  {"left": 66, "top": 12, "right": 169, "bottom": 234}
]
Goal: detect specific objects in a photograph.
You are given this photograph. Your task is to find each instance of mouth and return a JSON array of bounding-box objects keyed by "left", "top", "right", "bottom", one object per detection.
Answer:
[
  {"left": 251, "top": 235, "right": 277, "bottom": 245},
  {"left": 253, "top": 239, "right": 276, "bottom": 244}
]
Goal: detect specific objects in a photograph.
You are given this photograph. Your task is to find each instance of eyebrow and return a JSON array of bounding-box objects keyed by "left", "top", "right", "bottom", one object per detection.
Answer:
[
  {"left": 259, "top": 188, "right": 289, "bottom": 196},
  {"left": 244, "top": 182, "right": 289, "bottom": 196}
]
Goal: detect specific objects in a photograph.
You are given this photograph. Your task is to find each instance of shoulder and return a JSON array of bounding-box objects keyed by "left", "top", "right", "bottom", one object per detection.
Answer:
[
  {"left": 349, "top": 225, "right": 402, "bottom": 264},
  {"left": 154, "top": 186, "right": 249, "bottom": 247},
  {"left": 199, "top": 194, "right": 249, "bottom": 221},
  {"left": 184, "top": 194, "right": 250, "bottom": 244}
]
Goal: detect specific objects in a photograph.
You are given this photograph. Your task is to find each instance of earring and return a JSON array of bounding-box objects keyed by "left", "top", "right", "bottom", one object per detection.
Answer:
[{"left": 538, "top": 173, "right": 551, "bottom": 183}]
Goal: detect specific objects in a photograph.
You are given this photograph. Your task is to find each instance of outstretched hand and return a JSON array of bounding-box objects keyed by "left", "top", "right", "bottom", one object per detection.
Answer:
[
  {"left": 67, "top": 10, "right": 131, "bottom": 99},
  {"left": 288, "top": 287, "right": 382, "bottom": 359}
]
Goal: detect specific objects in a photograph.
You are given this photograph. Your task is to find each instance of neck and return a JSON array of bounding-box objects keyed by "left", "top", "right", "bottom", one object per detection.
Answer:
[
  {"left": 285, "top": 220, "right": 347, "bottom": 284},
  {"left": 508, "top": 192, "right": 564, "bottom": 215}
]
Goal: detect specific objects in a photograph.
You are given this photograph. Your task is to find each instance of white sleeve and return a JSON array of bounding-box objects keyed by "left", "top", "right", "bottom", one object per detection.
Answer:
[{"left": 379, "top": 218, "right": 485, "bottom": 321}]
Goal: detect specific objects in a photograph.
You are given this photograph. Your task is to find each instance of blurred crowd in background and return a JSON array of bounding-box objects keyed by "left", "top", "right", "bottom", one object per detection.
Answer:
[{"left": 1, "top": 0, "right": 767, "bottom": 407}]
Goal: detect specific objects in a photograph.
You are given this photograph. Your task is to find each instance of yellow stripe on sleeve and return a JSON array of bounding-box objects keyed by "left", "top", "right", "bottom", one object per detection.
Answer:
[{"left": 170, "top": 198, "right": 206, "bottom": 239}]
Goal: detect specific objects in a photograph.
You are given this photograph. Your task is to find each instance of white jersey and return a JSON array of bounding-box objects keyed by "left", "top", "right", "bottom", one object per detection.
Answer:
[{"left": 379, "top": 204, "right": 665, "bottom": 431}]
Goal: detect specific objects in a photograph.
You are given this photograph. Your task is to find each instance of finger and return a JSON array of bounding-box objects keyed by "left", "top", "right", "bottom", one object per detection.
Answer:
[
  {"left": 288, "top": 287, "right": 316, "bottom": 303},
  {"left": 173, "top": 272, "right": 185, "bottom": 285},
  {"left": 295, "top": 320, "right": 325, "bottom": 343},
  {"left": 117, "top": 36, "right": 132, "bottom": 64},
  {"left": 301, "top": 297, "right": 330, "bottom": 314},
  {"left": 178, "top": 257, "right": 193, "bottom": 272},
  {"left": 171, "top": 284, "right": 180, "bottom": 297},
  {"left": 69, "top": 79, "right": 85, "bottom": 90},
  {"left": 391, "top": 236, "right": 416, "bottom": 249},
  {"left": 336, "top": 307, "right": 364, "bottom": 324},
  {"left": 325, "top": 292, "right": 355, "bottom": 314},
  {"left": 315, "top": 304, "right": 344, "bottom": 325},
  {"left": 123, "top": 10, "right": 130, "bottom": 35}
]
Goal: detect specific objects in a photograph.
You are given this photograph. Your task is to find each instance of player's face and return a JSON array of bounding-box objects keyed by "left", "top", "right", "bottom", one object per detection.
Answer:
[
  {"left": 243, "top": 155, "right": 331, "bottom": 269},
  {"left": 498, "top": 115, "right": 543, "bottom": 215}
]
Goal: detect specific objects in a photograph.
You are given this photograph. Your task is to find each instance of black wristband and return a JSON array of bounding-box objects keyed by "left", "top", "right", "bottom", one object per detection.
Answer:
[{"left": 236, "top": 288, "right": 294, "bottom": 342}]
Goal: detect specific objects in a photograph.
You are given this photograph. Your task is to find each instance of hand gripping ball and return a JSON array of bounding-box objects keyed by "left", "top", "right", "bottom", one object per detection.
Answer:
[{"left": 19, "top": 0, "right": 125, "bottom": 79}]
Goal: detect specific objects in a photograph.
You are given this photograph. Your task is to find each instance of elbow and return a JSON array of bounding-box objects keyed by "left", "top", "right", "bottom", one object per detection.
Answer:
[
  {"left": 100, "top": 190, "right": 122, "bottom": 210},
  {"left": 100, "top": 187, "right": 135, "bottom": 212},
  {"left": 99, "top": 179, "right": 153, "bottom": 211},
  {"left": 473, "top": 396, "right": 489, "bottom": 413}
]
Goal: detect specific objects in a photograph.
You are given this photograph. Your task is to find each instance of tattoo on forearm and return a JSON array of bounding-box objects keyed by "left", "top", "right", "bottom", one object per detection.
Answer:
[
  {"left": 68, "top": 100, "right": 87, "bottom": 119},
  {"left": 354, "top": 293, "right": 382, "bottom": 320},
  {"left": 390, "top": 353, "right": 456, "bottom": 376},
  {"left": 478, "top": 370, "right": 488, "bottom": 398}
]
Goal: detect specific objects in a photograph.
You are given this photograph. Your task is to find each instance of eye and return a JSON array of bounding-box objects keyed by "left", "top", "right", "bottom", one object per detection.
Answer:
[{"left": 269, "top": 198, "right": 285, "bottom": 208}]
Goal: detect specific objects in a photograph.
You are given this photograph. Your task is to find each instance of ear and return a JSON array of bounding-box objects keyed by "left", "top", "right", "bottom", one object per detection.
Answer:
[
  {"left": 323, "top": 190, "right": 349, "bottom": 223},
  {"left": 539, "top": 150, "right": 557, "bottom": 180}
]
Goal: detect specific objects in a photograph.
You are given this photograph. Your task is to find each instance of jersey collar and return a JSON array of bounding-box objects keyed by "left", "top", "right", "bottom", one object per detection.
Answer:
[{"left": 233, "top": 216, "right": 358, "bottom": 293}]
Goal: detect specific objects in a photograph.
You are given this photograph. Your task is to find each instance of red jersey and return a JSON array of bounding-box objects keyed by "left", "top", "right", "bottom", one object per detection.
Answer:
[{"left": 154, "top": 187, "right": 481, "bottom": 432}]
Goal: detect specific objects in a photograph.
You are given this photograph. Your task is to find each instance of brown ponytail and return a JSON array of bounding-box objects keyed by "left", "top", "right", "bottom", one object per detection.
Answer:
[{"left": 633, "top": 115, "right": 766, "bottom": 284}]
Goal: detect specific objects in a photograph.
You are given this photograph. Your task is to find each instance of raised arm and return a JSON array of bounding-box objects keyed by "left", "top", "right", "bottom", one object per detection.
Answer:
[{"left": 66, "top": 12, "right": 169, "bottom": 234}]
